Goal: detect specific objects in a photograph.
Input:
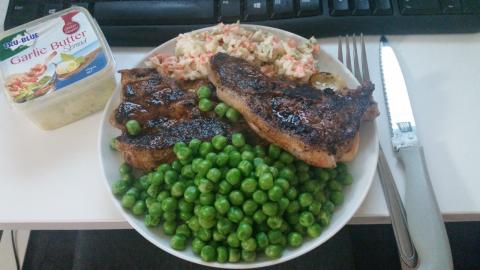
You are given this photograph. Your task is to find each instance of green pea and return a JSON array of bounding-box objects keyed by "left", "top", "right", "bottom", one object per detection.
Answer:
[
  {"left": 216, "top": 152, "right": 229, "bottom": 167},
  {"left": 273, "top": 160, "right": 285, "bottom": 170},
  {"left": 228, "top": 248, "right": 241, "bottom": 262},
  {"left": 173, "top": 142, "right": 187, "bottom": 154},
  {"left": 338, "top": 172, "right": 353, "bottom": 185},
  {"left": 200, "top": 245, "right": 216, "bottom": 262},
  {"left": 125, "top": 119, "right": 141, "bottom": 136},
  {"left": 215, "top": 246, "right": 228, "bottom": 263},
  {"left": 318, "top": 211, "right": 332, "bottom": 226},
  {"left": 183, "top": 186, "right": 199, "bottom": 203},
  {"left": 179, "top": 211, "right": 192, "bottom": 221},
  {"left": 163, "top": 221, "right": 176, "bottom": 236},
  {"left": 252, "top": 190, "right": 267, "bottom": 204},
  {"left": 307, "top": 223, "right": 323, "bottom": 238},
  {"left": 322, "top": 200, "right": 335, "bottom": 213},
  {"left": 161, "top": 197, "right": 177, "bottom": 212},
  {"left": 241, "top": 250, "right": 256, "bottom": 262},
  {"left": 198, "top": 178, "right": 214, "bottom": 193},
  {"left": 199, "top": 217, "right": 216, "bottom": 229},
  {"left": 253, "top": 210, "right": 267, "bottom": 224},
  {"left": 187, "top": 138, "right": 201, "bottom": 154},
  {"left": 214, "top": 102, "right": 229, "bottom": 117},
  {"left": 231, "top": 133, "right": 245, "bottom": 148},
  {"left": 121, "top": 194, "right": 136, "bottom": 209},
  {"left": 227, "top": 232, "right": 240, "bottom": 248},
  {"left": 178, "top": 199, "right": 194, "bottom": 212},
  {"left": 234, "top": 222, "right": 251, "bottom": 242},
  {"left": 112, "top": 180, "right": 130, "bottom": 196},
  {"left": 288, "top": 232, "right": 303, "bottom": 247},
  {"left": 279, "top": 167, "right": 294, "bottom": 181},
  {"left": 145, "top": 184, "right": 157, "bottom": 198},
  {"left": 218, "top": 180, "right": 232, "bottom": 195},
  {"left": 239, "top": 178, "right": 256, "bottom": 194},
  {"left": 176, "top": 146, "right": 192, "bottom": 161},
  {"left": 199, "top": 98, "right": 214, "bottom": 112},
  {"left": 242, "top": 200, "right": 258, "bottom": 216},
  {"left": 259, "top": 173, "right": 274, "bottom": 190},
  {"left": 144, "top": 214, "right": 160, "bottom": 227},
  {"left": 287, "top": 200, "right": 300, "bottom": 214},
  {"left": 170, "top": 234, "right": 187, "bottom": 251},
  {"left": 206, "top": 168, "right": 222, "bottom": 182},
  {"left": 229, "top": 190, "right": 244, "bottom": 206},
  {"left": 279, "top": 151, "right": 294, "bottom": 164},
  {"left": 132, "top": 200, "right": 146, "bottom": 215},
  {"left": 314, "top": 190, "right": 327, "bottom": 203},
  {"left": 223, "top": 145, "right": 236, "bottom": 153},
  {"left": 309, "top": 201, "right": 322, "bottom": 215},
  {"left": 145, "top": 197, "right": 156, "bottom": 209},
  {"left": 215, "top": 218, "right": 233, "bottom": 235},
  {"left": 255, "top": 163, "right": 269, "bottom": 177},
  {"left": 268, "top": 144, "right": 281, "bottom": 159},
  {"left": 274, "top": 178, "right": 289, "bottom": 192},
  {"left": 227, "top": 207, "right": 244, "bottom": 223},
  {"left": 318, "top": 169, "right": 330, "bottom": 183},
  {"left": 187, "top": 217, "right": 201, "bottom": 232},
  {"left": 192, "top": 238, "right": 205, "bottom": 255},
  {"left": 287, "top": 213, "right": 299, "bottom": 225},
  {"left": 191, "top": 158, "right": 202, "bottom": 173},
  {"left": 330, "top": 191, "right": 344, "bottom": 205},
  {"left": 268, "top": 185, "right": 284, "bottom": 202},
  {"left": 241, "top": 237, "right": 257, "bottom": 252},
  {"left": 171, "top": 182, "right": 185, "bottom": 197},
  {"left": 278, "top": 197, "right": 290, "bottom": 213},
  {"left": 226, "top": 107, "right": 241, "bottom": 122},
  {"left": 164, "top": 170, "right": 178, "bottom": 186},
  {"left": 267, "top": 231, "right": 283, "bottom": 245},
  {"left": 299, "top": 211, "right": 315, "bottom": 227},
  {"left": 148, "top": 202, "right": 163, "bottom": 217},
  {"left": 197, "top": 85, "right": 212, "bottom": 99},
  {"left": 156, "top": 163, "right": 171, "bottom": 173},
  {"left": 197, "top": 227, "right": 212, "bottom": 241},
  {"left": 267, "top": 216, "right": 283, "bottom": 230},
  {"left": 228, "top": 151, "right": 242, "bottom": 167},
  {"left": 163, "top": 211, "right": 176, "bottom": 222},
  {"left": 226, "top": 168, "right": 241, "bottom": 185},
  {"left": 237, "top": 160, "right": 253, "bottom": 176},
  {"left": 198, "top": 206, "right": 216, "bottom": 221},
  {"left": 328, "top": 180, "right": 343, "bottom": 191},
  {"left": 199, "top": 192, "right": 215, "bottom": 205},
  {"left": 211, "top": 135, "right": 228, "bottom": 150},
  {"left": 199, "top": 142, "right": 213, "bottom": 157},
  {"left": 110, "top": 137, "right": 118, "bottom": 150},
  {"left": 299, "top": 192, "right": 314, "bottom": 208},
  {"left": 262, "top": 202, "right": 278, "bottom": 217},
  {"left": 119, "top": 163, "right": 131, "bottom": 175},
  {"left": 253, "top": 157, "right": 265, "bottom": 167}
]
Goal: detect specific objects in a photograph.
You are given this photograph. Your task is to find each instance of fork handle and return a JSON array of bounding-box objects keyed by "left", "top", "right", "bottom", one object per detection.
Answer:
[{"left": 399, "top": 146, "right": 453, "bottom": 270}]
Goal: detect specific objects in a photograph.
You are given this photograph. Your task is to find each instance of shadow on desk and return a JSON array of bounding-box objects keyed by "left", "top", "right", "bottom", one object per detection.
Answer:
[{"left": 22, "top": 222, "right": 479, "bottom": 270}]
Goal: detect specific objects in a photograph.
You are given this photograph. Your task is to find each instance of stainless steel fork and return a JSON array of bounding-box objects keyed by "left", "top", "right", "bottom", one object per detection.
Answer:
[{"left": 338, "top": 34, "right": 418, "bottom": 269}]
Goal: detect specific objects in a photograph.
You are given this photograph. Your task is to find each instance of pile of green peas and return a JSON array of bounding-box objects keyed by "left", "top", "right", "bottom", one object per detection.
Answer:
[
  {"left": 112, "top": 132, "right": 353, "bottom": 263},
  {"left": 196, "top": 85, "right": 241, "bottom": 123}
]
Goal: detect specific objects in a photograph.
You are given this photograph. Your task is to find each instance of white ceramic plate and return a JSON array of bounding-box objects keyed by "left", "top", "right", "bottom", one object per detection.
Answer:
[{"left": 99, "top": 25, "right": 378, "bottom": 269}]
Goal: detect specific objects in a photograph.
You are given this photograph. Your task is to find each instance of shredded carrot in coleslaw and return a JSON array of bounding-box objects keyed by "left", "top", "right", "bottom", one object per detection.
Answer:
[{"left": 146, "top": 23, "right": 320, "bottom": 82}]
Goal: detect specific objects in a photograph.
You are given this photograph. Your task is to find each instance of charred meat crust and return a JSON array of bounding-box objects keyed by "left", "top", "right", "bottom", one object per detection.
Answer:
[{"left": 210, "top": 52, "right": 376, "bottom": 155}]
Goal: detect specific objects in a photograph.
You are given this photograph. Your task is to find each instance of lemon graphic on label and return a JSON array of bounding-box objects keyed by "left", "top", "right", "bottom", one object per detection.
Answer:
[{"left": 56, "top": 60, "right": 79, "bottom": 75}]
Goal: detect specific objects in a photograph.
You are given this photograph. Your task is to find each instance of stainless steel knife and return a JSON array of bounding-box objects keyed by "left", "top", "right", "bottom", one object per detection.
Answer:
[{"left": 380, "top": 35, "right": 453, "bottom": 270}]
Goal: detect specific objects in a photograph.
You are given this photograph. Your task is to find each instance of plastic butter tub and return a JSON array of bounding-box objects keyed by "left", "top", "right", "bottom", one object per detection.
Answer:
[{"left": 0, "top": 7, "right": 116, "bottom": 130}]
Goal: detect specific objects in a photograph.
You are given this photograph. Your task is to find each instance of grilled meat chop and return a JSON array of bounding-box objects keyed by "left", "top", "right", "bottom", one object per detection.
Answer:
[
  {"left": 112, "top": 68, "right": 231, "bottom": 170},
  {"left": 209, "top": 53, "right": 378, "bottom": 168}
]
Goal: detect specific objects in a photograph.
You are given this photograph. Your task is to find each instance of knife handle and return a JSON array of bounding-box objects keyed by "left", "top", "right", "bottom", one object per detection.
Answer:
[
  {"left": 399, "top": 146, "right": 453, "bottom": 270},
  {"left": 377, "top": 146, "right": 417, "bottom": 268}
]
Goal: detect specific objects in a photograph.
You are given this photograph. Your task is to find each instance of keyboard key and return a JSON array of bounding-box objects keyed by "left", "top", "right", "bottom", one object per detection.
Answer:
[
  {"left": 298, "top": 0, "right": 321, "bottom": 16},
  {"left": 94, "top": 1, "right": 215, "bottom": 25},
  {"left": 440, "top": 0, "right": 461, "bottom": 13},
  {"left": 353, "top": 0, "right": 371, "bottom": 15},
  {"left": 330, "top": 0, "right": 350, "bottom": 16},
  {"left": 271, "top": 0, "right": 294, "bottom": 18},
  {"left": 245, "top": 0, "right": 268, "bottom": 20},
  {"left": 373, "top": 0, "right": 393, "bottom": 15},
  {"left": 219, "top": 0, "right": 241, "bottom": 22},
  {"left": 43, "top": 3, "right": 63, "bottom": 15},
  {"left": 399, "top": 0, "right": 441, "bottom": 15},
  {"left": 462, "top": 0, "right": 480, "bottom": 13},
  {"left": 9, "top": 2, "right": 39, "bottom": 25}
]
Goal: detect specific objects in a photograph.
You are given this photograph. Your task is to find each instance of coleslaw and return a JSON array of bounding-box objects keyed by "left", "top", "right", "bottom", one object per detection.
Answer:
[{"left": 146, "top": 23, "right": 320, "bottom": 81}]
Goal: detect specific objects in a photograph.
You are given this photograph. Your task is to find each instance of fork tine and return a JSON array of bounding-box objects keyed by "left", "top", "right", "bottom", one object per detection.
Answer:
[
  {"left": 361, "top": 33, "right": 370, "bottom": 82},
  {"left": 345, "top": 35, "right": 352, "bottom": 72},
  {"left": 352, "top": 34, "right": 362, "bottom": 82},
  {"left": 338, "top": 36, "right": 343, "bottom": 63}
]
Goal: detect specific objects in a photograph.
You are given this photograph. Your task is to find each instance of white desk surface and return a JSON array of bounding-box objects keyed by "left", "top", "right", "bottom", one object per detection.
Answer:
[{"left": 1, "top": 4, "right": 480, "bottom": 230}]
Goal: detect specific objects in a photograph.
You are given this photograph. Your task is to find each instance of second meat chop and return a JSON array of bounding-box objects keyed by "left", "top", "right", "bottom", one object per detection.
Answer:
[{"left": 209, "top": 53, "right": 378, "bottom": 168}]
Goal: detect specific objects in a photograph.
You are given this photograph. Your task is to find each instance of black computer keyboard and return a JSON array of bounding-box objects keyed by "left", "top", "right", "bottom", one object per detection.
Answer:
[{"left": 5, "top": 0, "right": 480, "bottom": 46}]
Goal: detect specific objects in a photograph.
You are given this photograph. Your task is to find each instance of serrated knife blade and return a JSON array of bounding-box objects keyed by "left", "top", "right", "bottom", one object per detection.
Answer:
[{"left": 380, "top": 36, "right": 418, "bottom": 151}]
